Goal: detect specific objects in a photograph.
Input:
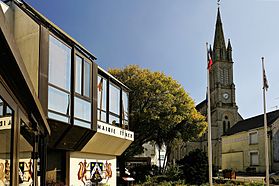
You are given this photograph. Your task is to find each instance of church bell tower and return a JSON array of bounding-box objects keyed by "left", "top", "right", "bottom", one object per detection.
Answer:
[{"left": 208, "top": 7, "right": 240, "bottom": 168}]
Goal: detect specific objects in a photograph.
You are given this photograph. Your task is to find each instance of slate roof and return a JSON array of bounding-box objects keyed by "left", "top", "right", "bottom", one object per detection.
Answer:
[{"left": 224, "top": 110, "right": 279, "bottom": 136}]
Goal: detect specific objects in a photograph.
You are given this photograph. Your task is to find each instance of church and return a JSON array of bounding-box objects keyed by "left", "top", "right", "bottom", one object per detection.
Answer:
[{"left": 170, "top": 7, "right": 242, "bottom": 168}]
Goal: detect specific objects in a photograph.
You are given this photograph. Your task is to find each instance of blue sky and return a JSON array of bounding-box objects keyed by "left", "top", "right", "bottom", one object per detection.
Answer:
[{"left": 24, "top": 0, "right": 279, "bottom": 119}]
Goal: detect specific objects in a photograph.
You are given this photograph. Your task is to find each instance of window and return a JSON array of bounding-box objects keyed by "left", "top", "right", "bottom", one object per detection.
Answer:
[
  {"left": 75, "top": 55, "right": 91, "bottom": 97},
  {"left": 48, "top": 35, "right": 71, "bottom": 90},
  {"left": 223, "top": 115, "right": 230, "bottom": 134},
  {"left": 48, "top": 35, "right": 71, "bottom": 123},
  {"left": 250, "top": 151, "right": 259, "bottom": 165},
  {"left": 74, "top": 55, "right": 92, "bottom": 128},
  {"left": 74, "top": 97, "right": 91, "bottom": 128},
  {"left": 109, "top": 83, "right": 120, "bottom": 126},
  {"left": 122, "top": 91, "right": 129, "bottom": 128},
  {"left": 97, "top": 76, "right": 107, "bottom": 122},
  {"left": 0, "top": 97, "right": 14, "bottom": 185},
  {"left": 19, "top": 121, "right": 34, "bottom": 184},
  {"left": 249, "top": 131, "right": 258, "bottom": 144}
]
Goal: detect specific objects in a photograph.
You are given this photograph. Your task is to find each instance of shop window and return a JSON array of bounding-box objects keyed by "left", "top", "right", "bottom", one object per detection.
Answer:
[
  {"left": 249, "top": 131, "right": 258, "bottom": 145},
  {"left": 109, "top": 83, "right": 120, "bottom": 126},
  {"left": 97, "top": 76, "right": 107, "bottom": 122},
  {"left": 19, "top": 121, "right": 34, "bottom": 184},
  {"left": 0, "top": 97, "right": 14, "bottom": 185},
  {"left": 48, "top": 35, "right": 71, "bottom": 123},
  {"left": 122, "top": 91, "right": 129, "bottom": 128},
  {"left": 250, "top": 151, "right": 259, "bottom": 166},
  {"left": 74, "top": 55, "right": 92, "bottom": 129}
]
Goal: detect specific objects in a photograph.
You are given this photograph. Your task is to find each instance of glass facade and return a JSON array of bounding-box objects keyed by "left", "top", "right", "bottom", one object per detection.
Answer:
[
  {"left": 97, "top": 76, "right": 107, "bottom": 122},
  {"left": 48, "top": 35, "right": 71, "bottom": 123},
  {"left": 74, "top": 54, "right": 92, "bottom": 129},
  {"left": 122, "top": 91, "right": 129, "bottom": 128},
  {"left": 109, "top": 83, "right": 120, "bottom": 126},
  {"left": 0, "top": 97, "right": 13, "bottom": 185},
  {"left": 47, "top": 34, "right": 129, "bottom": 130},
  {"left": 19, "top": 121, "right": 34, "bottom": 184}
]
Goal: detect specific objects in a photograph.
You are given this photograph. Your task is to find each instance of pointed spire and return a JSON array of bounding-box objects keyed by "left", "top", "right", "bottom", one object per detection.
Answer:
[
  {"left": 227, "top": 39, "right": 232, "bottom": 50},
  {"left": 227, "top": 39, "right": 232, "bottom": 61},
  {"left": 213, "top": 8, "right": 226, "bottom": 61}
]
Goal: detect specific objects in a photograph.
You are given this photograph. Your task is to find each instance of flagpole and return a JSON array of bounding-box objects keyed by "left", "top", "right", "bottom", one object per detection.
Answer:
[
  {"left": 206, "top": 42, "right": 213, "bottom": 186},
  {"left": 262, "top": 57, "right": 269, "bottom": 186}
]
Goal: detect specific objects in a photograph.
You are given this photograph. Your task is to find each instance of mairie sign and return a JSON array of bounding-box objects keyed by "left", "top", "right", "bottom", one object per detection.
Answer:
[
  {"left": 97, "top": 121, "right": 134, "bottom": 140},
  {"left": 0, "top": 116, "right": 12, "bottom": 130}
]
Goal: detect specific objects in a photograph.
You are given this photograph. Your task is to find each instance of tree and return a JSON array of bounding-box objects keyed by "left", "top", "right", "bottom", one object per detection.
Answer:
[
  {"left": 109, "top": 65, "right": 206, "bottom": 174},
  {"left": 177, "top": 149, "right": 208, "bottom": 185}
]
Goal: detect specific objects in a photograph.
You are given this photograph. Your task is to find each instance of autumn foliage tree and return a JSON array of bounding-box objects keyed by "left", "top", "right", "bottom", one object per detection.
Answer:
[{"left": 109, "top": 65, "right": 206, "bottom": 173}]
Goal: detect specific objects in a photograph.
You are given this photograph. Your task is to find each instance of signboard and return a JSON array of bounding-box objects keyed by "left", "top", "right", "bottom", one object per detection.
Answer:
[
  {"left": 69, "top": 153, "right": 116, "bottom": 186},
  {"left": 97, "top": 121, "right": 134, "bottom": 141},
  {"left": 0, "top": 116, "right": 12, "bottom": 130}
]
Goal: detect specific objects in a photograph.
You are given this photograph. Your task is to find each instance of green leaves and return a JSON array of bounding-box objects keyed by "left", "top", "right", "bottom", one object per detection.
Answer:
[{"left": 109, "top": 65, "right": 207, "bottom": 158}]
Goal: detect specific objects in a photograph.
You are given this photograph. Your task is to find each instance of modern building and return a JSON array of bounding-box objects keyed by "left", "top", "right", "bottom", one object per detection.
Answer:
[
  {"left": 222, "top": 110, "right": 279, "bottom": 173},
  {"left": 0, "top": 0, "right": 134, "bottom": 185},
  {"left": 170, "top": 7, "right": 242, "bottom": 168}
]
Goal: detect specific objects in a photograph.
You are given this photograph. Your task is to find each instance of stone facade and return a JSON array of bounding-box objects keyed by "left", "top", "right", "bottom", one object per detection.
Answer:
[{"left": 170, "top": 8, "right": 242, "bottom": 168}]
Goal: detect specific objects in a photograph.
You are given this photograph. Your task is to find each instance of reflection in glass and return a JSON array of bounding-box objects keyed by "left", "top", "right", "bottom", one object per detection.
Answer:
[
  {"left": 97, "top": 111, "right": 106, "bottom": 122},
  {"left": 19, "top": 121, "right": 34, "bottom": 184},
  {"left": 48, "top": 86, "right": 70, "bottom": 116},
  {"left": 48, "top": 35, "right": 71, "bottom": 90},
  {"left": 75, "top": 55, "right": 82, "bottom": 94},
  {"left": 0, "top": 98, "right": 3, "bottom": 116},
  {"left": 122, "top": 91, "right": 129, "bottom": 121},
  {"left": 84, "top": 60, "right": 91, "bottom": 97},
  {"left": 48, "top": 112, "right": 69, "bottom": 123},
  {"left": 109, "top": 114, "right": 120, "bottom": 126},
  {"left": 74, "top": 97, "right": 91, "bottom": 123},
  {"left": 109, "top": 83, "right": 120, "bottom": 115},
  {"left": 97, "top": 76, "right": 107, "bottom": 122},
  {"left": 0, "top": 99, "right": 13, "bottom": 185},
  {"left": 74, "top": 119, "right": 91, "bottom": 129}
]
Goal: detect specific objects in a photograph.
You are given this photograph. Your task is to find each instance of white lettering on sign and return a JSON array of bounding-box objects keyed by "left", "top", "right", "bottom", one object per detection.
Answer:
[
  {"left": 97, "top": 121, "right": 134, "bottom": 141},
  {"left": 0, "top": 116, "right": 12, "bottom": 130}
]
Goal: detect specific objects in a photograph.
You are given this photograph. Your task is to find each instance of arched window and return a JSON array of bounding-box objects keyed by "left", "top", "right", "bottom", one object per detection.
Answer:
[{"left": 223, "top": 115, "right": 230, "bottom": 134}]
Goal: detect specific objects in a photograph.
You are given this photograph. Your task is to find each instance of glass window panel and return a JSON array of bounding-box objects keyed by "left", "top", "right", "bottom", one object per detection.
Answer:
[
  {"left": 109, "top": 83, "right": 120, "bottom": 115},
  {"left": 48, "top": 86, "right": 70, "bottom": 116},
  {"left": 83, "top": 60, "right": 91, "bottom": 97},
  {"left": 109, "top": 114, "right": 120, "bottom": 126},
  {"left": 48, "top": 35, "right": 71, "bottom": 90},
  {"left": 74, "top": 97, "right": 91, "bottom": 122},
  {"left": 75, "top": 55, "right": 82, "bottom": 94},
  {"left": 74, "top": 119, "right": 91, "bottom": 129},
  {"left": 19, "top": 121, "right": 34, "bottom": 184},
  {"left": 97, "top": 109, "right": 106, "bottom": 122},
  {"left": 250, "top": 152, "right": 259, "bottom": 165},
  {"left": 97, "top": 76, "right": 107, "bottom": 111},
  {"left": 249, "top": 132, "right": 258, "bottom": 144},
  {"left": 0, "top": 98, "right": 3, "bottom": 116},
  {"left": 122, "top": 91, "right": 129, "bottom": 120},
  {"left": 48, "top": 112, "right": 69, "bottom": 123},
  {"left": 0, "top": 99, "right": 13, "bottom": 185}
]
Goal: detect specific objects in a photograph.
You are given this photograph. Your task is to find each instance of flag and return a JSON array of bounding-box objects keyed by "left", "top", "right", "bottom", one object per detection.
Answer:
[
  {"left": 263, "top": 67, "right": 269, "bottom": 91},
  {"left": 98, "top": 78, "right": 103, "bottom": 92},
  {"left": 207, "top": 48, "right": 213, "bottom": 70}
]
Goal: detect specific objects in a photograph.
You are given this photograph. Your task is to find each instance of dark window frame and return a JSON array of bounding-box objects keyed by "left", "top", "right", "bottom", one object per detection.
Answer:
[
  {"left": 47, "top": 33, "right": 72, "bottom": 123},
  {"left": 97, "top": 75, "right": 108, "bottom": 123},
  {"left": 73, "top": 50, "right": 93, "bottom": 129}
]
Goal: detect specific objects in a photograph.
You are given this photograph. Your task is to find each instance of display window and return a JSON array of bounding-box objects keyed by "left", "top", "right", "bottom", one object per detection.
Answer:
[{"left": 0, "top": 97, "right": 13, "bottom": 185}]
